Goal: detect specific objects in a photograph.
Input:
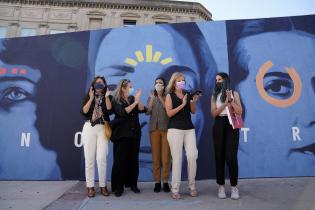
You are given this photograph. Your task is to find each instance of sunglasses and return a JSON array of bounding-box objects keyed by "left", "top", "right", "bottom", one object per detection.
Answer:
[{"left": 122, "top": 79, "right": 131, "bottom": 85}]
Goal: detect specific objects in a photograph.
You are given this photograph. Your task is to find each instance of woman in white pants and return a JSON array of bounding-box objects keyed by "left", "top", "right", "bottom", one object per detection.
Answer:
[
  {"left": 81, "top": 76, "right": 112, "bottom": 197},
  {"left": 165, "top": 72, "right": 200, "bottom": 199}
]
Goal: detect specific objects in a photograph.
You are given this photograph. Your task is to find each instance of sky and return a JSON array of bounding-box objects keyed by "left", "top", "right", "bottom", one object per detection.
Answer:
[{"left": 173, "top": 0, "right": 315, "bottom": 21}]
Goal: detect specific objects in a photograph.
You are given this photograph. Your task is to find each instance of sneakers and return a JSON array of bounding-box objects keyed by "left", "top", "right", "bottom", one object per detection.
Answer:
[
  {"left": 217, "top": 185, "right": 226, "bottom": 199},
  {"left": 231, "top": 186, "right": 240, "bottom": 200}
]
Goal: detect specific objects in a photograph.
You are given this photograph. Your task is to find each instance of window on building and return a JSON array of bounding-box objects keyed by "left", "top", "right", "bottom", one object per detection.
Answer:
[
  {"left": 50, "top": 30, "right": 66, "bottom": 34},
  {"left": 155, "top": 21, "right": 168, "bottom": 25},
  {"left": 20, "top": 28, "right": 37, "bottom": 37},
  {"left": 89, "top": 18, "right": 102, "bottom": 30},
  {"left": 0, "top": 27, "right": 7, "bottom": 38},
  {"left": 123, "top": 19, "right": 137, "bottom": 27}
]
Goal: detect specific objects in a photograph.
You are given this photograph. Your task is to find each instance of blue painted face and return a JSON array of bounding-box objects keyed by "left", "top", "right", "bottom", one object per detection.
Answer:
[
  {"left": 0, "top": 61, "right": 61, "bottom": 179},
  {"left": 92, "top": 25, "right": 207, "bottom": 180},
  {"left": 235, "top": 31, "right": 315, "bottom": 177}
]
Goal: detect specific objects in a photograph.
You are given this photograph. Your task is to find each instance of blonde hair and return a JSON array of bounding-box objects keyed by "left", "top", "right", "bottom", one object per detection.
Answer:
[
  {"left": 166, "top": 72, "right": 185, "bottom": 94},
  {"left": 114, "top": 79, "right": 130, "bottom": 102}
]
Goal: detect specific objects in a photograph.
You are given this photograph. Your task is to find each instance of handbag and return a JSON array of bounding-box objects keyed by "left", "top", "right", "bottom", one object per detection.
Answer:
[
  {"left": 104, "top": 121, "right": 112, "bottom": 140},
  {"left": 102, "top": 115, "right": 112, "bottom": 140},
  {"left": 225, "top": 91, "right": 244, "bottom": 129}
]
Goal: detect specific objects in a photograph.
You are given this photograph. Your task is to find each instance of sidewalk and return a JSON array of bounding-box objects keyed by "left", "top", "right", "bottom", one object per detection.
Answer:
[{"left": 1, "top": 178, "right": 315, "bottom": 210}]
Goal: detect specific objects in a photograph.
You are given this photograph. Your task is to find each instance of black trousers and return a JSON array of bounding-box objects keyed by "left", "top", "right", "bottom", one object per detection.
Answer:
[
  {"left": 213, "top": 116, "right": 239, "bottom": 186},
  {"left": 111, "top": 137, "right": 140, "bottom": 192}
]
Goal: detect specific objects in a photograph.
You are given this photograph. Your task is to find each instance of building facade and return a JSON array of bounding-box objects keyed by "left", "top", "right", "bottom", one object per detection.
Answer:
[{"left": 0, "top": 0, "right": 212, "bottom": 38}]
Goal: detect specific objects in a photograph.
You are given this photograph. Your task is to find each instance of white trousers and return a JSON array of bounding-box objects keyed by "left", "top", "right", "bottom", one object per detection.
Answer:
[
  {"left": 167, "top": 129, "right": 198, "bottom": 193},
  {"left": 82, "top": 122, "right": 109, "bottom": 187}
]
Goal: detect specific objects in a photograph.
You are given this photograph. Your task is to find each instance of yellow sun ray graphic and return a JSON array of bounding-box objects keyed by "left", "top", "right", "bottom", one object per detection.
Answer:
[{"left": 124, "top": 44, "right": 173, "bottom": 67}]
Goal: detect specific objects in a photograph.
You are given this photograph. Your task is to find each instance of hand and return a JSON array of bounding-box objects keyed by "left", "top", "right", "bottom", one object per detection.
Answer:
[
  {"left": 149, "top": 89, "right": 155, "bottom": 99},
  {"left": 182, "top": 94, "right": 188, "bottom": 106},
  {"left": 192, "top": 94, "right": 200, "bottom": 103},
  {"left": 134, "top": 89, "right": 142, "bottom": 104},
  {"left": 138, "top": 102, "right": 145, "bottom": 110},
  {"left": 226, "top": 90, "right": 232, "bottom": 102},
  {"left": 224, "top": 94, "right": 229, "bottom": 105},
  {"left": 105, "top": 88, "right": 111, "bottom": 97},
  {"left": 158, "top": 95, "right": 165, "bottom": 104},
  {"left": 89, "top": 87, "right": 94, "bottom": 100}
]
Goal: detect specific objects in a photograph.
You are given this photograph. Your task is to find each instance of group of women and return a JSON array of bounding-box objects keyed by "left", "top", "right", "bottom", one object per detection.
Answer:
[{"left": 81, "top": 71, "right": 243, "bottom": 200}]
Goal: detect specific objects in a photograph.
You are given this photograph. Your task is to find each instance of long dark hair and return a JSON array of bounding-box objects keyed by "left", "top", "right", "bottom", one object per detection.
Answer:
[
  {"left": 212, "top": 72, "right": 230, "bottom": 103},
  {"left": 154, "top": 76, "right": 166, "bottom": 96}
]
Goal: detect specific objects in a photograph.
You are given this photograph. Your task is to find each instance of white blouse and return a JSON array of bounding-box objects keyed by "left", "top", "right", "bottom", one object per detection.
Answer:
[{"left": 216, "top": 92, "right": 234, "bottom": 116}]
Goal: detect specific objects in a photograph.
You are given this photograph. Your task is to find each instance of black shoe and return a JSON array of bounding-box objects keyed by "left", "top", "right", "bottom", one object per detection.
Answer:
[
  {"left": 154, "top": 183, "right": 161, "bottom": 193},
  {"left": 163, "top": 182, "right": 170, "bottom": 192},
  {"left": 114, "top": 190, "right": 123, "bottom": 197},
  {"left": 131, "top": 186, "right": 140, "bottom": 193}
]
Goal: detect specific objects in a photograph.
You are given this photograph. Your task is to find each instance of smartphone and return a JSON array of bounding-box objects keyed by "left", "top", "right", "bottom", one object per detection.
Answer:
[{"left": 191, "top": 90, "right": 203, "bottom": 97}]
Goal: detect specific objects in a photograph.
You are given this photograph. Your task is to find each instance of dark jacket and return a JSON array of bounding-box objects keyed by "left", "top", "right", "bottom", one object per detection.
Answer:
[
  {"left": 110, "top": 95, "right": 147, "bottom": 141},
  {"left": 81, "top": 95, "right": 110, "bottom": 125}
]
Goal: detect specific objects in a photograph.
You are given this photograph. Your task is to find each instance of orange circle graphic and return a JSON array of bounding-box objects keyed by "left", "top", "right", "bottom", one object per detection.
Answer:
[{"left": 256, "top": 60, "right": 302, "bottom": 107}]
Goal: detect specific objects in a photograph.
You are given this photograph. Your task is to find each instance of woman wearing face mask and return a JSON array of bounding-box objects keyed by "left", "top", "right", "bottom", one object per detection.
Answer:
[
  {"left": 81, "top": 76, "right": 112, "bottom": 197},
  {"left": 165, "top": 72, "right": 200, "bottom": 199},
  {"left": 110, "top": 79, "right": 147, "bottom": 197},
  {"left": 147, "top": 77, "right": 171, "bottom": 193},
  {"left": 211, "top": 72, "right": 242, "bottom": 200}
]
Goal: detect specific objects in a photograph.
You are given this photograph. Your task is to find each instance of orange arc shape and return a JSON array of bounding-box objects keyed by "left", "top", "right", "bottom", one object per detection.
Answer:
[{"left": 256, "top": 60, "right": 302, "bottom": 108}]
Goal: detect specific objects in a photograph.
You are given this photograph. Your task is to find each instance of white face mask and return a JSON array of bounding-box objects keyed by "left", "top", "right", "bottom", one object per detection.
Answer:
[
  {"left": 128, "top": 87, "right": 134, "bottom": 95},
  {"left": 155, "top": 84, "right": 164, "bottom": 92}
]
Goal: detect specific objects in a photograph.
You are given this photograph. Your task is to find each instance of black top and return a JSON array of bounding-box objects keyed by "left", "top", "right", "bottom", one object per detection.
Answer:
[
  {"left": 81, "top": 95, "right": 110, "bottom": 126},
  {"left": 110, "top": 95, "right": 147, "bottom": 141},
  {"left": 168, "top": 91, "right": 194, "bottom": 130}
]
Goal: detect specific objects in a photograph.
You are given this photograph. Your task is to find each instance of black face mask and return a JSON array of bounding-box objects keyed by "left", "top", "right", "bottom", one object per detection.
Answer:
[
  {"left": 216, "top": 82, "right": 223, "bottom": 90},
  {"left": 94, "top": 83, "right": 105, "bottom": 90}
]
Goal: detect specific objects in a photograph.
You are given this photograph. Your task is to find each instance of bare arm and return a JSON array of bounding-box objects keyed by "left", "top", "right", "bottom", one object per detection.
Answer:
[
  {"left": 82, "top": 98, "right": 93, "bottom": 114},
  {"left": 105, "top": 96, "right": 111, "bottom": 111},
  {"left": 165, "top": 94, "right": 186, "bottom": 118},
  {"left": 190, "top": 95, "right": 200, "bottom": 114},
  {"left": 125, "top": 90, "right": 141, "bottom": 113},
  {"left": 211, "top": 96, "right": 228, "bottom": 117},
  {"left": 125, "top": 101, "right": 138, "bottom": 113},
  {"left": 82, "top": 87, "right": 94, "bottom": 114},
  {"left": 138, "top": 101, "right": 146, "bottom": 112},
  {"left": 105, "top": 89, "right": 112, "bottom": 110},
  {"left": 147, "top": 97, "right": 155, "bottom": 113}
]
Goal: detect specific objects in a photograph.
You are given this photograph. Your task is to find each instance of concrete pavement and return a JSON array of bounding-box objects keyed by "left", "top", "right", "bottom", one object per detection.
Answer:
[{"left": 1, "top": 178, "right": 315, "bottom": 210}]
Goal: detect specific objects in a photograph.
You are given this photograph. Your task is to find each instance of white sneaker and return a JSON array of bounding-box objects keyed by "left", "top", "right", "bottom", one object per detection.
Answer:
[
  {"left": 231, "top": 186, "right": 240, "bottom": 200},
  {"left": 217, "top": 185, "right": 226, "bottom": 199}
]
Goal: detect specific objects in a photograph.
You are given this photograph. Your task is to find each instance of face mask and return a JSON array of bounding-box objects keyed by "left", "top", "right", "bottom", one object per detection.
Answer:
[
  {"left": 155, "top": 84, "right": 164, "bottom": 92},
  {"left": 128, "top": 87, "right": 135, "bottom": 95},
  {"left": 94, "top": 83, "right": 105, "bottom": 90},
  {"left": 176, "top": 81, "right": 186, "bottom": 90},
  {"left": 216, "top": 82, "right": 223, "bottom": 90}
]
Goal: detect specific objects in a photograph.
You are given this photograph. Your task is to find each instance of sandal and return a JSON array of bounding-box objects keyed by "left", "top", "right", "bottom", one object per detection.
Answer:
[
  {"left": 190, "top": 189, "right": 198, "bottom": 197},
  {"left": 171, "top": 192, "right": 181, "bottom": 199}
]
